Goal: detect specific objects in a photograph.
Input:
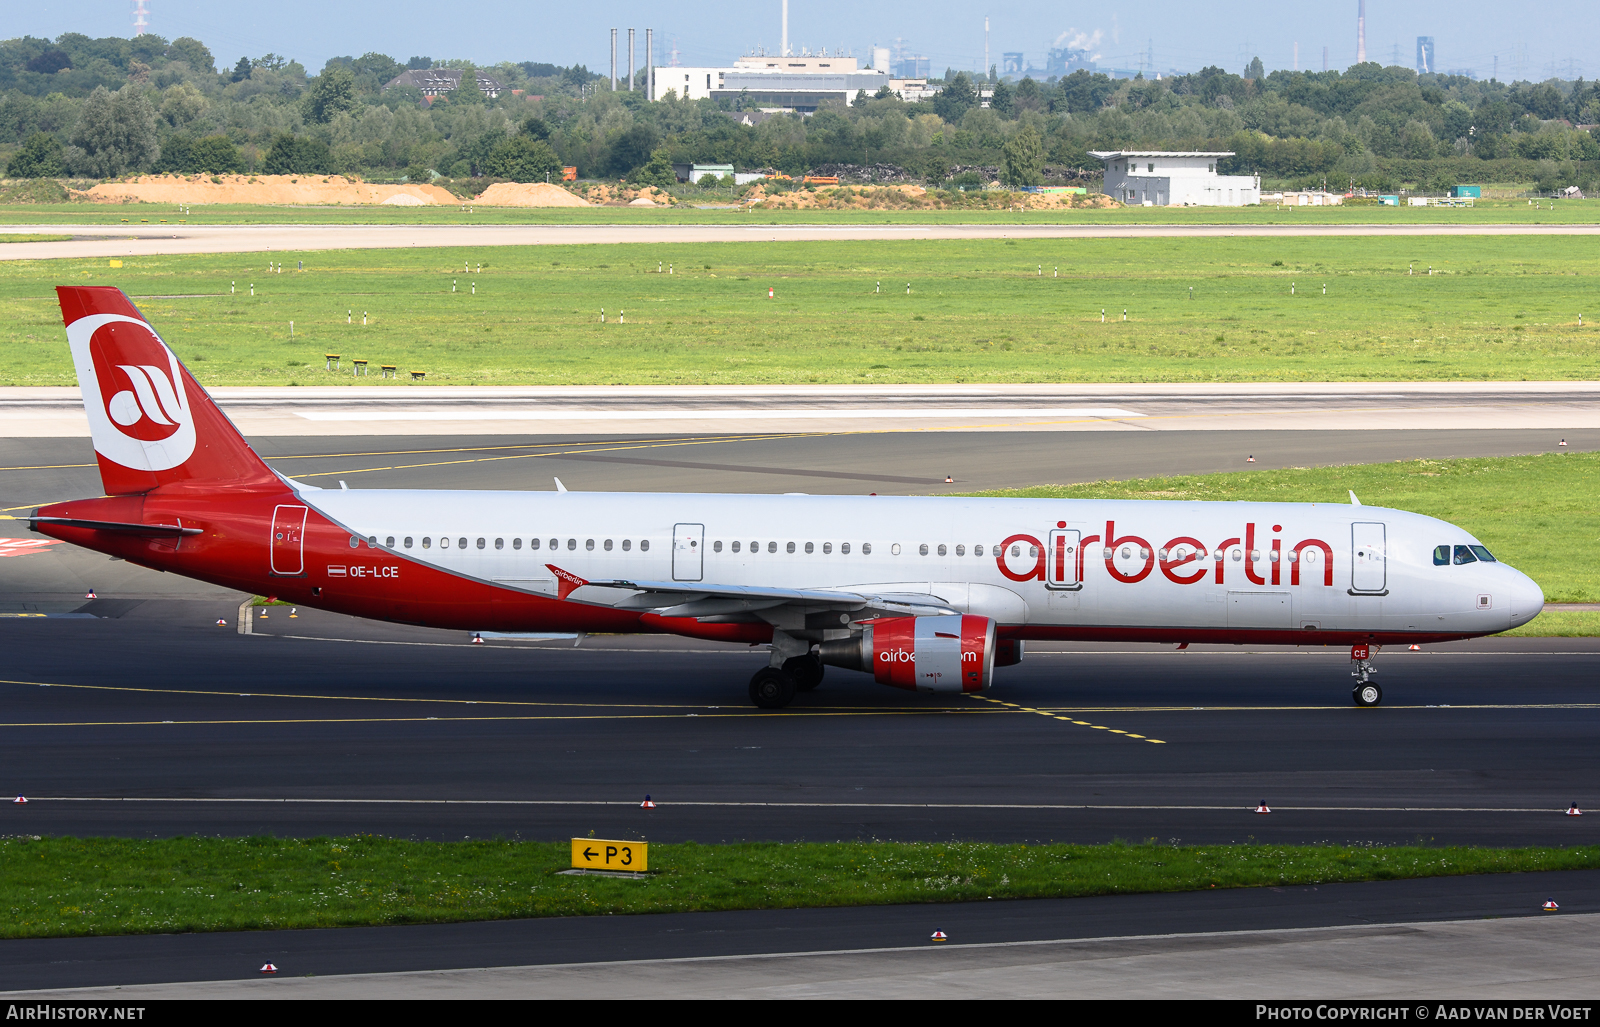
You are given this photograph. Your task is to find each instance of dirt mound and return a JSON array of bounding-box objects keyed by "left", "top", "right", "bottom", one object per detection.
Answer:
[
  {"left": 80, "top": 174, "right": 459, "bottom": 205},
  {"left": 470, "top": 182, "right": 591, "bottom": 207},
  {"left": 572, "top": 183, "right": 674, "bottom": 206},
  {"left": 382, "top": 193, "right": 427, "bottom": 206},
  {"left": 749, "top": 183, "right": 1117, "bottom": 211}
]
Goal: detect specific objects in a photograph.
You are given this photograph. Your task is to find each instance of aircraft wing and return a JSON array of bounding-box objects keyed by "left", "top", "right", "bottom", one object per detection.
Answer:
[{"left": 546, "top": 564, "right": 958, "bottom": 618}]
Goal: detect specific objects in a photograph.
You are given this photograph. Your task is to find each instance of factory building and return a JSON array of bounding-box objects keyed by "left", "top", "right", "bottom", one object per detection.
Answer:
[
  {"left": 655, "top": 52, "right": 924, "bottom": 112},
  {"left": 1091, "top": 150, "right": 1261, "bottom": 206}
]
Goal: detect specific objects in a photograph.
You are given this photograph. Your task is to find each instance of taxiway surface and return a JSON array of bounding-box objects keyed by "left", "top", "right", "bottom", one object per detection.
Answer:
[{"left": 6, "top": 220, "right": 1600, "bottom": 262}]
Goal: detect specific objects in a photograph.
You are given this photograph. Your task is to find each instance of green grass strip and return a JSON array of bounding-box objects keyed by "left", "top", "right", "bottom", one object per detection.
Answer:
[
  {"left": 0, "top": 234, "right": 71, "bottom": 244},
  {"left": 4, "top": 836, "right": 1595, "bottom": 939},
  {"left": 959, "top": 452, "right": 1600, "bottom": 607}
]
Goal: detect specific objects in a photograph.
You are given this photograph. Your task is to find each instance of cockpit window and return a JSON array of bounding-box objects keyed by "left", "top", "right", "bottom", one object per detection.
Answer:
[
  {"left": 1453, "top": 545, "right": 1478, "bottom": 565},
  {"left": 1469, "top": 545, "right": 1497, "bottom": 563},
  {"left": 1433, "top": 545, "right": 1450, "bottom": 566}
]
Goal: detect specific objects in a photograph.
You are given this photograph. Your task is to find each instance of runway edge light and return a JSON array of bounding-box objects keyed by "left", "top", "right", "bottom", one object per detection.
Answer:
[
  {"left": 930, "top": 931, "right": 948, "bottom": 942},
  {"left": 1568, "top": 803, "right": 1584, "bottom": 816},
  {"left": 216, "top": 618, "right": 227, "bottom": 626},
  {"left": 1542, "top": 900, "right": 1559, "bottom": 912},
  {"left": 641, "top": 794, "right": 656, "bottom": 809},
  {"left": 13, "top": 795, "right": 26, "bottom": 804},
  {"left": 260, "top": 963, "right": 278, "bottom": 973},
  {"left": 1254, "top": 801, "right": 1271, "bottom": 814}
]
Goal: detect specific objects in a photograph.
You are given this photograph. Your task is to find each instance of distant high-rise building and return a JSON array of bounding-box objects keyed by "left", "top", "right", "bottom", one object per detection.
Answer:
[{"left": 1416, "top": 36, "right": 1435, "bottom": 74}]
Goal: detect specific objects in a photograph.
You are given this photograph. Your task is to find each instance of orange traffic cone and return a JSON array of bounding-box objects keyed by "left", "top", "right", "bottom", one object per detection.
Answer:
[
  {"left": 930, "top": 930, "right": 948, "bottom": 942},
  {"left": 1254, "top": 801, "right": 1271, "bottom": 814},
  {"left": 1568, "top": 803, "right": 1583, "bottom": 817},
  {"left": 641, "top": 794, "right": 656, "bottom": 809},
  {"left": 945, "top": 475, "right": 954, "bottom": 483},
  {"left": 768, "top": 287, "right": 774, "bottom": 298},
  {"left": 471, "top": 633, "right": 484, "bottom": 644},
  {"left": 13, "top": 795, "right": 26, "bottom": 804},
  {"left": 260, "top": 963, "right": 278, "bottom": 973},
  {"left": 1542, "top": 900, "right": 1559, "bottom": 912}
]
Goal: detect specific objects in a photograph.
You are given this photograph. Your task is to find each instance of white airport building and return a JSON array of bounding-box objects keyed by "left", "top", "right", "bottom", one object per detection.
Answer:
[{"left": 1091, "top": 151, "right": 1261, "bottom": 206}]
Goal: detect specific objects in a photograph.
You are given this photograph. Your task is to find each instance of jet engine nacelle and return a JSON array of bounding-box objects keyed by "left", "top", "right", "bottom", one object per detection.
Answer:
[{"left": 818, "top": 614, "right": 996, "bottom": 693}]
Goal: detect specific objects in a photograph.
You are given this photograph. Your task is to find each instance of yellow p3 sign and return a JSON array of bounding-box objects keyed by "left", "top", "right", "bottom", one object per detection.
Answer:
[{"left": 571, "top": 838, "right": 648, "bottom": 872}]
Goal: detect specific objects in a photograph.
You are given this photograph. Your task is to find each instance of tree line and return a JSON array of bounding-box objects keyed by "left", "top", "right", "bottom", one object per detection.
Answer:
[{"left": 3, "top": 31, "right": 1599, "bottom": 193}]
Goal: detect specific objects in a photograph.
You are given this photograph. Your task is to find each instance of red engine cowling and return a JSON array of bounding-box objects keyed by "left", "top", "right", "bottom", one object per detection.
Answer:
[{"left": 819, "top": 614, "right": 997, "bottom": 693}]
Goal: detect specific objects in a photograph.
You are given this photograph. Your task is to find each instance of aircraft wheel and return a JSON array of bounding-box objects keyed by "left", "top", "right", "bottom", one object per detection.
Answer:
[
  {"left": 1352, "top": 682, "right": 1383, "bottom": 707},
  {"left": 749, "top": 667, "right": 798, "bottom": 709},
  {"left": 784, "top": 654, "right": 825, "bottom": 692}
]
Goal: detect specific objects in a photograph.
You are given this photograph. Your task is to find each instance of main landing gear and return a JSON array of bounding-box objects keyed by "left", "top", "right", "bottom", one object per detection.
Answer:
[
  {"left": 748, "top": 654, "right": 825, "bottom": 709},
  {"left": 1351, "top": 643, "right": 1382, "bottom": 707}
]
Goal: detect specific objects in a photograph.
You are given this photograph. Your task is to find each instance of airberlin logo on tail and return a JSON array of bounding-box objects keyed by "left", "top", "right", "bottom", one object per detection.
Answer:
[{"left": 65, "top": 313, "right": 195, "bottom": 472}]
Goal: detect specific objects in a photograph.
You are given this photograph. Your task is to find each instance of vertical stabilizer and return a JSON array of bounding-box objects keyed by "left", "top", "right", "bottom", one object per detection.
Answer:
[{"left": 56, "top": 286, "right": 279, "bottom": 495}]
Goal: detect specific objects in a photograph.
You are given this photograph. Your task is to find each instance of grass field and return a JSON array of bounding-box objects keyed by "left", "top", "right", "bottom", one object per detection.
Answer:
[
  {"left": 0, "top": 234, "right": 70, "bottom": 243},
  {"left": 962, "top": 452, "right": 1600, "bottom": 605},
  {"left": 3, "top": 835, "right": 1593, "bottom": 939},
  {"left": 0, "top": 197, "right": 1593, "bottom": 226},
  {"left": 2, "top": 235, "right": 1598, "bottom": 386}
]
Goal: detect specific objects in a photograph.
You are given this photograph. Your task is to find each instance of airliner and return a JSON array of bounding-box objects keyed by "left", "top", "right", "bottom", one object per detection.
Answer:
[{"left": 29, "top": 287, "right": 1543, "bottom": 708}]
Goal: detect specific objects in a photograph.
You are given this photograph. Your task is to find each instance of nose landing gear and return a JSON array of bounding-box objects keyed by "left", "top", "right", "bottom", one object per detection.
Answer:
[{"left": 1351, "top": 643, "right": 1381, "bottom": 706}]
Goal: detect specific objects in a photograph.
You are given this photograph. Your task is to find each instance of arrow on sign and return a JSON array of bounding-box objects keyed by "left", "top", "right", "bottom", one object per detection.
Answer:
[{"left": 583, "top": 847, "right": 597, "bottom": 860}]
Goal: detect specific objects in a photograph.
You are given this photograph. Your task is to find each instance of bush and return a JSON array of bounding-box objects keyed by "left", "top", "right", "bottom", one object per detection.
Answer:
[
  {"left": 5, "top": 133, "right": 64, "bottom": 178},
  {"left": 630, "top": 151, "right": 677, "bottom": 189},
  {"left": 482, "top": 136, "right": 561, "bottom": 183},
  {"left": 262, "top": 134, "right": 333, "bottom": 175}
]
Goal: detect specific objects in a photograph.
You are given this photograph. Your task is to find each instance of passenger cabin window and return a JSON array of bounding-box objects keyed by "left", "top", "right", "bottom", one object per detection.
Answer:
[
  {"left": 494, "top": 538, "right": 504, "bottom": 550},
  {"left": 786, "top": 542, "right": 795, "bottom": 554},
  {"left": 768, "top": 542, "right": 778, "bottom": 553},
  {"left": 385, "top": 536, "right": 395, "bottom": 548},
  {"left": 823, "top": 542, "right": 832, "bottom": 554},
  {"left": 919, "top": 544, "right": 929, "bottom": 556},
  {"left": 402, "top": 537, "right": 412, "bottom": 548},
  {"left": 422, "top": 537, "right": 432, "bottom": 549},
  {"left": 530, "top": 538, "right": 541, "bottom": 550},
  {"left": 1454, "top": 545, "right": 1478, "bottom": 565},
  {"left": 511, "top": 538, "right": 520, "bottom": 550},
  {"left": 623, "top": 539, "right": 632, "bottom": 551},
  {"left": 732, "top": 541, "right": 741, "bottom": 553},
  {"left": 457, "top": 537, "right": 467, "bottom": 550},
  {"left": 1434, "top": 545, "right": 1450, "bottom": 566},
  {"left": 440, "top": 537, "right": 450, "bottom": 549},
  {"left": 640, "top": 539, "right": 649, "bottom": 552},
  {"left": 476, "top": 538, "right": 486, "bottom": 549},
  {"left": 586, "top": 539, "right": 595, "bottom": 551},
  {"left": 567, "top": 539, "right": 576, "bottom": 550},
  {"left": 804, "top": 542, "right": 814, "bottom": 554},
  {"left": 862, "top": 543, "right": 872, "bottom": 555},
  {"left": 974, "top": 544, "right": 983, "bottom": 556},
  {"left": 841, "top": 543, "right": 851, "bottom": 554},
  {"left": 713, "top": 541, "right": 722, "bottom": 552}
]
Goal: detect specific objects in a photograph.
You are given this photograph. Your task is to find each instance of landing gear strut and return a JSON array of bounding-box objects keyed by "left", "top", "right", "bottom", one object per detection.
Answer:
[{"left": 1351, "top": 643, "right": 1381, "bottom": 707}]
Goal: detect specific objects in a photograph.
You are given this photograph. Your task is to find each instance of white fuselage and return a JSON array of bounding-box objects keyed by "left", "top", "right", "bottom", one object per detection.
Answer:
[{"left": 304, "top": 490, "right": 1543, "bottom": 640}]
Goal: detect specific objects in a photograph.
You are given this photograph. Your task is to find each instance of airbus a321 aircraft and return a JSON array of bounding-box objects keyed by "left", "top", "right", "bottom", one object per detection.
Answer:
[{"left": 31, "top": 287, "right": 1544, "bottom": 708}]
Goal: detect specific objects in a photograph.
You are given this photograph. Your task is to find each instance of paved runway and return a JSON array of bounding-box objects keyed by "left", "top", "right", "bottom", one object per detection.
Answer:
[
  {"left": 7, "top": 382, "right": 1599, "bottom": 437},
  {"left": 5, "top": 221, "right": 1600, "bottom": 261},
  {"left": 5, "top": 874, "right": 1598, "bottom": 994},
  {"left": 3, "top": 605, "right": 1597, "bottom": 845}
]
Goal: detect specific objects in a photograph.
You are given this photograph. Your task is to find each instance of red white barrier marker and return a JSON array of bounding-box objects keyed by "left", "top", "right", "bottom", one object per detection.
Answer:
[
  {"left": 930, "top": 931, "right": 948, "bottom": 942},
  {"left": 216, "top": 618, "right": 227, "bottom": 626},
  {"left": 1568, "top": 803, "right": 1584, "bottom": 817},
  {"left": 641, "top": 795, "right": 656, "bottom": 809},
  {"left": 1542, "top": 900, "right": 1559, "bottom": 912},
  {"left": 768, "top": 287, "right": 774, "bottom": 298},
  {"left": 13, "top": 795, "right": 26, "bottom": 804},
  {"left": 1254, "top": 801, "right": 1271, "bottom": 814},
  {"left": 1408, "top": 644, "right": 1421, "bottom": 651},
  {"left": 260, "top": 963, "right": 278, "bottom": 973},
  {"left": 85, "top": 590, "right": 97, "bottom": 599},
  {"left": 471, "top": 633, "right": 484, "bottom": 644}
]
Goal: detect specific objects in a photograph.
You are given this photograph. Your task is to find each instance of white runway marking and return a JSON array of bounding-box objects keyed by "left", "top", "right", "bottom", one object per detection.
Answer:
[{"left": 296, "top": 406, "right": 1145, "bottom": 422}]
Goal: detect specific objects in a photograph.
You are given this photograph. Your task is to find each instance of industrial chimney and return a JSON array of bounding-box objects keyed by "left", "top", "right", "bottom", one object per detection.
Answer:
[{"left": 1357, "top": 0, "right": 1366, "bottom": 63}]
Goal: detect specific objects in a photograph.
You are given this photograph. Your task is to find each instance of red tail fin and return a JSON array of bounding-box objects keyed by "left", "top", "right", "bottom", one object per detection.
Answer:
[{"left": 57, "top": 286, "right": 278, "bottom": 495}]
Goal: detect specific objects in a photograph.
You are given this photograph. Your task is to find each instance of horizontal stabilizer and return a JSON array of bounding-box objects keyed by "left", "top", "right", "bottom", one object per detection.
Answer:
[{"left": 30, "top": 515, "right": 201, "bottom": 537}]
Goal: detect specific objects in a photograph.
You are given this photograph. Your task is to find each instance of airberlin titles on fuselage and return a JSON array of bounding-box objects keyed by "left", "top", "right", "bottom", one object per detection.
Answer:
[{"left": 997, "top": 521, "right": 1333, "bottom": 588}]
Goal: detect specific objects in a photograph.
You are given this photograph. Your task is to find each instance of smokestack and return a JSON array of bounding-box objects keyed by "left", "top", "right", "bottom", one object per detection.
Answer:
[
  {"left": 782, "top": 0, "right": 789, "bottom": 57},
  {"left": 628, "top": 28, "right": 635, "bottom": 91},
  {"left": 610, "top": 28, "right": 617, "bottom": 90},
  {"left": 646, "top": 28, "right": 653, "bottom": 101},
  {"left": 1357, "top": 0, "right": 1366, "bottom": 63},
  {"left": 984, "top": 17, "right": 989, "bottom": 80}
]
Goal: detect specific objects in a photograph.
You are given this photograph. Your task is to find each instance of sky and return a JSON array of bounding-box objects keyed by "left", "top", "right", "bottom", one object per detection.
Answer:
[{"left": 12, "top": 0, "right": 1600, "bottom": 83}]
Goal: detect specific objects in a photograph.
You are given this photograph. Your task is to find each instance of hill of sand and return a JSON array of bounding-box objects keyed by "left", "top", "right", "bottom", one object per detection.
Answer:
[
  {"left": 747, "top": 182, "right": 1116, "bottom": 211},
  {"left": 81, "top": 174, "right": 460, "bottom": 206},
  {"left": 469, "top": 182, "right": 591, "bottom": 207}
]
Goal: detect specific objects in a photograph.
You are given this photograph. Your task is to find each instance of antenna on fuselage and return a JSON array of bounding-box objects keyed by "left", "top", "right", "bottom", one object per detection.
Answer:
[
  {"left": 554, "top": 477, "right": 569, "bottom": 493},
  {"left": 1349, "top": 490, "right": 1362, "bottom": 506}
]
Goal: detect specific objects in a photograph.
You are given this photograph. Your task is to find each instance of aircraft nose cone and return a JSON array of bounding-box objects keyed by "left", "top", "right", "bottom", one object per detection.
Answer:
[{"left": 1508, "top": 572, "right": 1545, "bottom": 626}]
